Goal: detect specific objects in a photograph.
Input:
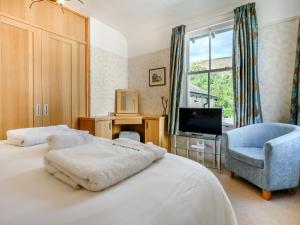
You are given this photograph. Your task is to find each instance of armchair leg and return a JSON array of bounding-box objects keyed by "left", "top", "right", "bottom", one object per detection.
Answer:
[
  {"left": 230, "top": 171, "right": 235, "bottom": 178},
  {"left": 288, "top": 188, "right": 297, "bottom": 195},
  {"left": 262, "top": 190, "right": 271, "bottom": 200}
]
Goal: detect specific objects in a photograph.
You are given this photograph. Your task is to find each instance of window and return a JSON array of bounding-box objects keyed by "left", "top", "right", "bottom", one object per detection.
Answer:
[{"left": 186, "top": 25, "right": 234, "bottom": 125}]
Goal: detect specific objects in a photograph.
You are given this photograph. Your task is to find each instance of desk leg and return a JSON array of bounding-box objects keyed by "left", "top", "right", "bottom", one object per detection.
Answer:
[
  {"left": 220, "top": 141, "right": 222, "bottom": 173},
  {"left": 214, "top": 137, "right": 217, "bottom": 168},
  {"left": 219, "top": 151, "right": 222, "bottom": 173},
  {"left": 186, "top": 137, "right": 189, "bottom": 159},
  {"left": 174, "top": 135, "right": 177, "bottom": 155},
  {"left": 216, "top": 136, "right": 222, "bottom": 173}
]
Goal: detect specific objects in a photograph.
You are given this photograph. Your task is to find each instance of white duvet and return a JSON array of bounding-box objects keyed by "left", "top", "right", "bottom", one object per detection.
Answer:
[{"left": 0, "top": 140, "right": 238, "bottom": 225}]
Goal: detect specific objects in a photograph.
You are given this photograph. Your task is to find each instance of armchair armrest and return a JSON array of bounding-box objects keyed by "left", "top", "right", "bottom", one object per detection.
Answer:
[
  {"left": 264, "top": 131, "right": 300, "bottom": 163},
  {"left": 264, "top": 131, "right": 300, "bottom": 188}
]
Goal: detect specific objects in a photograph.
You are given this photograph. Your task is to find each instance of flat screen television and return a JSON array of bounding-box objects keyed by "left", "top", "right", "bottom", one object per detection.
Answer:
[{"left": 179, "top": 108, "right": 222, "bottom": 135}]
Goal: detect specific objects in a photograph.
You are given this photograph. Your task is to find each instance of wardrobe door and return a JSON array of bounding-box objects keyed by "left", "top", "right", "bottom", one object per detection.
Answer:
[
  {"left": 42, "top": 32, "right": 76, "bottom": 127},
  {"left": 72, "top": 43, "right": 86, "bottom": 128},
  {"left": 0, "top": 17, "right": 42, "bottom": 140}
]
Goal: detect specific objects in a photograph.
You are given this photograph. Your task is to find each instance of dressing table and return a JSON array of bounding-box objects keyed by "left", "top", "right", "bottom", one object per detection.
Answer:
[{"left": 78, "top": 89, "right": 170, "bottom": 151}]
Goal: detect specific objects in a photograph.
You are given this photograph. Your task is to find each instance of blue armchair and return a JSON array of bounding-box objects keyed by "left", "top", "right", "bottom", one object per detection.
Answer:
[{"left": 224, "top": 123, "right": 300, "bottom": 200}]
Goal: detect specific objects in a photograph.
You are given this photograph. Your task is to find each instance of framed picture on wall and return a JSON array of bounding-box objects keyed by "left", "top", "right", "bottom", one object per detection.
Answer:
[{"left": 149, "top": 67, "right": 166, "bottom": 87}]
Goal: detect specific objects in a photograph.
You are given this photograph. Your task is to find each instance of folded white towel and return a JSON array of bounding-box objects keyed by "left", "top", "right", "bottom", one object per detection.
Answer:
[
  {"left": 44, "top": 139, "right": 167, "bottom": 191},
  {"left": 7, "top": 125, "right": 88, "bottom": 147},
  {"left": 47, "top": 133, "right": 94, "bottom": 151},
  {"left": 113, "top": 138, "right": 167, "bottom": 160}
]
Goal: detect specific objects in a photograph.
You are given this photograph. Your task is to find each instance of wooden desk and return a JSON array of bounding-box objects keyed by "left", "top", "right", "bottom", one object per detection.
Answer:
[{"left": 78, "top": 115, "right": 170, "bottom": 151}]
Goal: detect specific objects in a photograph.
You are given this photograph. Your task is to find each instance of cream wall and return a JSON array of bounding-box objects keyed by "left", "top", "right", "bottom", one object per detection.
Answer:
[
  {"left": 89, "top": 18, "right": 128, "bottom": 116},
  {"left": 259, "top": 18, "right": 299, "bottom": 122},
  {"left": 90, "top": 48, "right": 128, "bottom": 116},
  {"left": 128, "top": 49, "right": 170, "bottom": 115}
]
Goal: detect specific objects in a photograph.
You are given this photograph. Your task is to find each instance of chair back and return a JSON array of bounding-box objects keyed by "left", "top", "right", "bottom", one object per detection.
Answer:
[{"left": 241, "top": 123, "right": 299, "bottom": 148}]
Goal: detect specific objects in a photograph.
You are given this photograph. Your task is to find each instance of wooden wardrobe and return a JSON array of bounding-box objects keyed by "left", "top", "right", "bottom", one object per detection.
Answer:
[{"left": 0, "top": 0, "right": 89, "bottom": 139}]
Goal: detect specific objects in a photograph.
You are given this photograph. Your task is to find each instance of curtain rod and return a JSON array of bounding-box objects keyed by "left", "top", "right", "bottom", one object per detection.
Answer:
[
  {"left": 186, "top": 17, "right": 234, "bottom": 35},
  {"left": 186, "top": 14, "right": 300, "bottom": 34}
]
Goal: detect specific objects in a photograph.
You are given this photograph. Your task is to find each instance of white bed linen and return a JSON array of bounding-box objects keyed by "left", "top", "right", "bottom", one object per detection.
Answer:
[{"left": 0, "top": 140, "right": 238, "bottom": 225}]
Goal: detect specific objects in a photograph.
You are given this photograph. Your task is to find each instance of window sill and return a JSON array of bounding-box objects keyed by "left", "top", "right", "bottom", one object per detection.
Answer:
[{"left": 223, "top": 123, "right": 235, "bottom": 132}]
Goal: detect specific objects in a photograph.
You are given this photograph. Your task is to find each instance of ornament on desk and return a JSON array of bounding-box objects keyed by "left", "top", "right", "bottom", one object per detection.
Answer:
[{"left": 161, "top": 96, "right": 168, "bottom": 116}]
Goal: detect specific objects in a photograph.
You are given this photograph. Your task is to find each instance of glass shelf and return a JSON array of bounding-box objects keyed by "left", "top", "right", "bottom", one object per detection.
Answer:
[
  {"left": 174, "top": 132, "right": 223, "bottom": 172},
  {"left": 177, "top": 147, "right": 221, "bottom": 155},
  {"left": 176, "top": 132, "right": 222, "bottom": 140}
]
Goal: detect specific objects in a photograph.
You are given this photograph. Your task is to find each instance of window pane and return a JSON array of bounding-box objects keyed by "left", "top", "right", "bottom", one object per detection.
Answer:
[
  {"left": 210, "top": 71, "right": 234, "bottom": 124},
  {"left": 211, "top": 28, "right": 233, "bottom": 70},
  {"left": 188, "top": 73, "right": 209, "bottom": 108},
  {"left": 189, "top": 34, "right": 209, "bottom": 72}
]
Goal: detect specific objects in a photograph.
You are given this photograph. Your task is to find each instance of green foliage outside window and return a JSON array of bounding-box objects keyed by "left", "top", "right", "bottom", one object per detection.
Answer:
[{"left": 189, "top": 60, "right": 234, "bottom": 118}]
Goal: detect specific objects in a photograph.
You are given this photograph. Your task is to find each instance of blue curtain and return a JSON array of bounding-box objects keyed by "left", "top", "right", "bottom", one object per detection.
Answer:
[
  {"left": 289, "top": 20, "right": 300, "bottom": 125},
  {"left": 168, "top": 25, "right": 186, "bottom": 135},
  {"left": 233, "top": 2, "right": 263, "bottom": 128}
]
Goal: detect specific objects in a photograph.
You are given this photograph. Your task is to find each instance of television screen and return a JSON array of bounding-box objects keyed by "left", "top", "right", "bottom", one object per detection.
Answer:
[{"left": 179, "top": 108, "right": 222, "bottom": 135}]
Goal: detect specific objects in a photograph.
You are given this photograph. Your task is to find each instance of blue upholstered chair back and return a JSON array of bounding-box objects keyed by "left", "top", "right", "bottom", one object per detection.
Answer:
[{"left": 230, "top": 123, "right": 299, "bottom": 148}]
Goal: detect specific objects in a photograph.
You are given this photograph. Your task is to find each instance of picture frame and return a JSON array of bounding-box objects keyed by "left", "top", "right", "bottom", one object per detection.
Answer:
[{"left": 149, "top": 67, "right": 166, "bottom": 87}]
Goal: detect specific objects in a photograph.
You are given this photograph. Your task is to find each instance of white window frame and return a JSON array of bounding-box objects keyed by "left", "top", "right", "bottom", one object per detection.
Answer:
[{"left": 183, "top": 21, "right": 234, "bottom": 123}]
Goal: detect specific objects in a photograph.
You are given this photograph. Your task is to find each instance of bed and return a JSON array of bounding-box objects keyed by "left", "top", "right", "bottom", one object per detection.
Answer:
[{"left": 0, "top": 140, "right": 237, "bottom": 225}]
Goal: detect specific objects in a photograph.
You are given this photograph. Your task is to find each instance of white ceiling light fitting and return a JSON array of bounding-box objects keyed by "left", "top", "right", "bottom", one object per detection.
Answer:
[{"left": 29, "top": 0, "right": 84, "bottom": 14}]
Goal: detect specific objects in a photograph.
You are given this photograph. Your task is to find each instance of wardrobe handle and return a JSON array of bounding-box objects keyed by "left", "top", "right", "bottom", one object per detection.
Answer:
[
  {"left": 109, "top": 122, "right": 112, "bottom": 130},
  {"left": 35, "top": 104, "right": 41, "bottom": 117},
  {"left": 146, "top": 121, "right": 149, "bottom": 129},
  {"left": 44, "top": 104, "right": 49, "bottom": 117}
]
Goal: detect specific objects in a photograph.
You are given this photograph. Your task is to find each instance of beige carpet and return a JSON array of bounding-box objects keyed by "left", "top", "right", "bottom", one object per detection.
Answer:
[{"left": 213, "top": 170, "right": 300, "bottom": 225}]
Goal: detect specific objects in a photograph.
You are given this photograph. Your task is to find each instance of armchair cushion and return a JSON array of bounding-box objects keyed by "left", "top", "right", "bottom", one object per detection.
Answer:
[{"left": 229, "top": 147, "right": 264, "bottom": 169}]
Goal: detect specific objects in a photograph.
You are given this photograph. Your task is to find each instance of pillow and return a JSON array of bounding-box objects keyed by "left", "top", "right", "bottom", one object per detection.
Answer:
[
  {"left": 6, "top": 125, "right": 71, "bottom": 147},
  {"left": 47, "top": 133, "right": 94, "bottom": 151}
]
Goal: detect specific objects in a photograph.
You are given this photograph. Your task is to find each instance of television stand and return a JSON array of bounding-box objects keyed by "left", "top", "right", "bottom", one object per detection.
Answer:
[
  {"left": 174, "top": 132, "right": 222, "bottom": 172},
  {"left": 177, "top": 132, "right": 204, "bottom": 138}
]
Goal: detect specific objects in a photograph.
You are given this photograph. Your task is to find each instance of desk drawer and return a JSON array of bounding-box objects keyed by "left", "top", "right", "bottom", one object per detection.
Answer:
[{"left": 114, "top": 117, "right": 142, "bottom": 125}]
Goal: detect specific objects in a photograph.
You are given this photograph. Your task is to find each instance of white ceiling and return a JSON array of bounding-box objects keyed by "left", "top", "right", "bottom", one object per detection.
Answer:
[
  {"left": 65, "top": 0, "right": 300, "bottom": 56},
  {"left": 65, "top": 0, "right": 244, "bottom": 38}
]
